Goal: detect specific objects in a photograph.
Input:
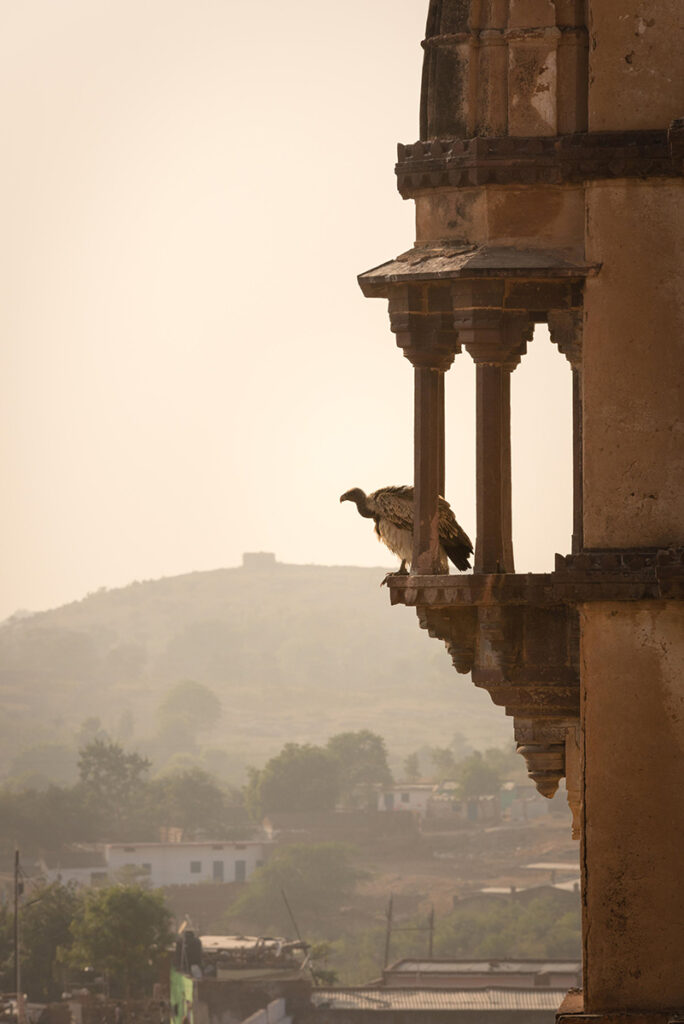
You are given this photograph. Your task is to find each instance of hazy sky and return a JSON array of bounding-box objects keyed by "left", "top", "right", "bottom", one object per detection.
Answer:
[{"left": 0, "top": 1, "right": 572, "bottom": 620}]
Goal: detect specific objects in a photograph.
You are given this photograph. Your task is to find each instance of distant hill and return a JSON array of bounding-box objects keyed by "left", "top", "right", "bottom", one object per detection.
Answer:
[{"left": 0, "top": 556, "right": 511, "bottom": 784}]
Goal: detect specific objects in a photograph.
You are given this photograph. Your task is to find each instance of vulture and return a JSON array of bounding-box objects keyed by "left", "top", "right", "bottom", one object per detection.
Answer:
[{"left": 340, "top": 485, "right": 472, "bottom": 578}]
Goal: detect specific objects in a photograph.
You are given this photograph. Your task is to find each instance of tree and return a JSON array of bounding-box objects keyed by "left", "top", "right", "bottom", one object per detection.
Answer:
[
  {"left": 157, "top": 680, "right": 222, "bottom": 736},
  {"left": 67, "top": 886, "right": 172, "bottom": 997},
  {"left": 78, "top": 739, "right": 151, "bottom": 836},
  {"left": 227, "top": 843, "right": 361, "bottom": 934},
  {"left": 245, "top": 743, "right": 340, "bottom": 819},
  {"left": 326, "top": 731, "right": 392, "bottom": 806},
  {"left": 152, "top": 767, "right": 227, "bottom": 837},
  {"left": 429, "top": 746, "right": 457, "bottom": 781},
  {"left": 0, "top": 882, "right": 82, "bottom": 1001},
  {"left": 457, "top": 751, "right": 502, "bottom": 797},
  {"left": 403, "top": 752, "right": 420, "bottom": 782}
]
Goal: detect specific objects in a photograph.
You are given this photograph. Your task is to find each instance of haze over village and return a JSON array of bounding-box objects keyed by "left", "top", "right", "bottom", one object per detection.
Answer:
[{"left": 1, "top": 3, "right": 682, "bottom": 1024}]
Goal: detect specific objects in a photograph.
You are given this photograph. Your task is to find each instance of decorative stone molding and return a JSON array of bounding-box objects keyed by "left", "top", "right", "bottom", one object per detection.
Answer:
[
  {"left": 548, "top": 309, "right": 583, "bottom": 367},
  {"left": 396, "top": 130, "right": 684, "bottom": 197}
]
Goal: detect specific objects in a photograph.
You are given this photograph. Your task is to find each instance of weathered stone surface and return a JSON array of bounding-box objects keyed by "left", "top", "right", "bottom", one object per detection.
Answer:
[
  {"left": 588, "top": 1, "right": 684, "bottom": 132},
  {"left": 396, "top": 131, "right": 683, "bottom": 198},
  {"left": 583, "top": 179, "right": 684, "bottom": 550},
  {"left": 582, "top": 602, "right": 684, "bottom": 1010}
]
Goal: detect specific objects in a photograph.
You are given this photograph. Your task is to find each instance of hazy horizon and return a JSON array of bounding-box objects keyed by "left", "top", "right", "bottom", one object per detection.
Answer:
[{"left": 1, "top": 1, "right": 573, "bottom": 621}]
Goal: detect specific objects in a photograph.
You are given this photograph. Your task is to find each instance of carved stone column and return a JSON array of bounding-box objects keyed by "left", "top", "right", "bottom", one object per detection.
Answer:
[
  {"left": 549, "top": 310, "right": 583, "bottom": 554},
  {"left": 388, "top": 284, "right": 460, "bottom": 575},
  {"left": 454, "top": 306, "right": 532, "bottom": 573}
]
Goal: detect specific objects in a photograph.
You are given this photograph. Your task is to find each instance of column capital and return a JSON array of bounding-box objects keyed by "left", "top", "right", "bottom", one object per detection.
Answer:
[
  {"left": 456, "top": 310, "right": 533, "bottom": 370},
  {"left": 388, "top": 286, "right": 461, "bottom": 371}
]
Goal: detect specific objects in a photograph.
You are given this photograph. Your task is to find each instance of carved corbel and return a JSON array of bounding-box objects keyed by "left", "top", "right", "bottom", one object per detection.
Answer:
[
  {"left": 514, "top": 718, "right": 569, "bottom": 799},
  {"left": 548, "top": 309, "right": 583, "bottom": 368}
]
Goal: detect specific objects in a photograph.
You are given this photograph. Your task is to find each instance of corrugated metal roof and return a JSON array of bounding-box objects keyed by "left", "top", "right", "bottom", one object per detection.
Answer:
[{"left": 312, "top": 988, "right": 567, "bottom": 1012}]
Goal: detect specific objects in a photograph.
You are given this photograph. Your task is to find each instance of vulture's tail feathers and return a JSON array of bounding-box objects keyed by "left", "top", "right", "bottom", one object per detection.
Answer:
[{"left": 444, "top": 540, "right": 472, "bottom": 572}]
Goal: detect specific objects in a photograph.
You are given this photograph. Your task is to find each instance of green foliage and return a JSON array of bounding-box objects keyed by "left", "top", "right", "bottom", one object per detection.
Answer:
[
  {"left": 0, "top": 785, "right": 102, "bottom": 861},
  {"left": 329, "top": 893, "right": 581, "bottom": 985},
  {"left": 326, "top": 731, "right": 392, "bottom": 807},
  {"left": 67, "top": 885, "right": 172, "bottom": 998},
  {"left": 157, "top": 680, "right": 222, "bottom": 736},
  {"left": 227, "top": 843, "right": 362, "bottom": 935},
  {"left": 245, "top": 743, "right": 340, "bottom": 819},
  {"left": 0, "top": 882, "right": 82, "bottom": 1001},
  {"left": 151, "top": 767, "right": 232, "bottom": 837},
  {"left": 402, "top": 752, "right": 420, "bottom": 782},
  {"left": 434, "top": 892, "right": 581, "bottom": 959},
  {"left": 429, "top": 746, "right": 458, "bottom": 781},
  {"left": 78, "top": 739, "right": 151, "bottom": 836},
  {"left": 457, "top": 751, "right": 502, "bottom": 798}
]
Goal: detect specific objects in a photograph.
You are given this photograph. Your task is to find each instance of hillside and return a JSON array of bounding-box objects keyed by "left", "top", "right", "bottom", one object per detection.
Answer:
[{"left": 0, "top": 556, "right": 511, "bottom": 783}]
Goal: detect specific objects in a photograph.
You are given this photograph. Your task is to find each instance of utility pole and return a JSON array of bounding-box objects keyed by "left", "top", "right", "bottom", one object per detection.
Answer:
[
  {"left": 427, "top": 905, "right": 434, "bottom": 958},
  {"left": 383, "top": 893, "right": 394, "bottom": 969}
]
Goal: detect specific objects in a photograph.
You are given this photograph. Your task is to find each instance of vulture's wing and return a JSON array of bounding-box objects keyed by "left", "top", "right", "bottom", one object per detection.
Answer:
[
  {"left": 367, "top": 485, "right": 414, "bottom": 530},
  {"left": 438, "top": 497, "right": 473, "bottom": 570}
]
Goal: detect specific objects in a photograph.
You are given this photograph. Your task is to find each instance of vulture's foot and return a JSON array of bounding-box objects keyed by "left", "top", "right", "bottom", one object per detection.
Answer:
[{"left": 380, "top": 561, "right": 409, "bottom": 587}]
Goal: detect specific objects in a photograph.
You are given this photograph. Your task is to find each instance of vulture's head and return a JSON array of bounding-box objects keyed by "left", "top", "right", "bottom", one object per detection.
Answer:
[
  {"left": 340, "top": 488, "right": 373, "bottom": 519},
  {"left": 340, "top": 487, "right": 366, "bottom": 505}
]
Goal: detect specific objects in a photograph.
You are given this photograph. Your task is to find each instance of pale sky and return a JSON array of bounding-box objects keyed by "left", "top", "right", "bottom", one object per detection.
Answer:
[{"left": 0, "top": 1, "right": 572, "bottom": 620}]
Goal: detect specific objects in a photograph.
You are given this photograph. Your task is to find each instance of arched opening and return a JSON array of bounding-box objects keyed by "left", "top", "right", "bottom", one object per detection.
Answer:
[{"left": 511, "top": 324, "right": 573, "bottom": 572}]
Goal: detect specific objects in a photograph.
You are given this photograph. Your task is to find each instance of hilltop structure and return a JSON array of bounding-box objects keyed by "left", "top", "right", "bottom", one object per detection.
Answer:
[{"left": 355, "top": 1, "right": 683, "bottom": 1019}]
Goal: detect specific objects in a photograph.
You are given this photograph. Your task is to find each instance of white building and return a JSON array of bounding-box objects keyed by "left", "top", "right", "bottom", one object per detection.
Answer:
[
  {"left": 376, "top": 784, "right": 434, "bottom": 817},
  {"left": 41, "top": 840, "right": 268, "bottom": 888}
]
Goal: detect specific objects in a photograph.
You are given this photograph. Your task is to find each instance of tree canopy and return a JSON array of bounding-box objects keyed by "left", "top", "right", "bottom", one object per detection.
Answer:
[
  {"left": 245, "top": 743, "right": 340, "bottom": 819},
  {"left": 78, "top": 739, "right": 151, "bottom": 836},
  {"left": 326, "top": 731, "right": 392, "bottom": 806},
  {"left": 157, "top": 680, "right": 222, "bottom": 736},
  {"left": 227, "top": 842, "right": 361, "bottom": 935},
  {"left": 67, "top": 885, "right": 172, "bottom": 998}
]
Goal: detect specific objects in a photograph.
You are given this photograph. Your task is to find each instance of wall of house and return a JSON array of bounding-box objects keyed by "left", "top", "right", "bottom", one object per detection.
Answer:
[
  {"left": 377, "top": 787, "right": 433, "bottom": 815},
  {"left": 107, "top": 843, "right": 265, "bottom": 888}
]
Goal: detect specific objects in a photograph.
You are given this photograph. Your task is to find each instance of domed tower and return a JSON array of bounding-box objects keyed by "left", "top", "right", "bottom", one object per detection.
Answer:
[{"left": 357, "top": 1, "right": 684, "bottom": 1018}]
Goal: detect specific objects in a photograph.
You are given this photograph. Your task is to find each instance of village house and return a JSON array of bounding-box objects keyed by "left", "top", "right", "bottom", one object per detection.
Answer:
[{"left": 40, "top": 839, "right": 268, "bottom": 888}]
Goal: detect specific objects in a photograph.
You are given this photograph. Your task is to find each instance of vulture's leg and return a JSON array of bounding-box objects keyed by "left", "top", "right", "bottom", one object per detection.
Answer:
[{"left": 380, "top": 560, "right": 409, "bottom": 587}]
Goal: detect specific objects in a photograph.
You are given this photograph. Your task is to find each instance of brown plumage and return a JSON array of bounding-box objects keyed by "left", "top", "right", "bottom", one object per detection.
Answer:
[{"left": 340, "top": 485, "right": 472, "bottom": 575}]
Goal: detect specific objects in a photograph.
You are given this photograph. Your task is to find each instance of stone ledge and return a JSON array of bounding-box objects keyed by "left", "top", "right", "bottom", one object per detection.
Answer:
[
  {"left": 395, "top": 128, "right": 684, "bottom": 196},
  {"left": 386, "top": 548, "right": 684, "bottom": 605}
]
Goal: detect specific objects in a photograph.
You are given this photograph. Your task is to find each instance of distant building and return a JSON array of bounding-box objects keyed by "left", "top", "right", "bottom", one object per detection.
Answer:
[
  {"left": 170, "top": 935, "right": 311, "bottom": 1024},
  {"left": 376, "top": 784, "right": 434, "bottom": 816},
  {"left": 40, "top": 840, "right": 268, "bottom": 888},
  {"left": 242, "top": 552, "right": 278, "bottom": 570},
  {"left": 311, "top": 986, "right": 568, "bottom": 1024},
  {"left": 379, "top": 958, "right": 581, "bottom": 991}
]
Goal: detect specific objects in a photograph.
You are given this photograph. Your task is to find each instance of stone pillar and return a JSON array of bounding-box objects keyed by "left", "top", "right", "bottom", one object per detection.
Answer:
[
  {"left": 548, "top": 310, "right": 583, "bottom": 555},
  {"left": 456, "top": 309, "right": 531, "bottom": 574},
  {"left": 388, "top": 285, "right": 460, "bottom": 575}
]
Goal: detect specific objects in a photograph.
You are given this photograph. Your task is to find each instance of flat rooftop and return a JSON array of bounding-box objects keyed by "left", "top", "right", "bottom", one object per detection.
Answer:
[{"left": 386, "top": 959, "right": 580, "bottom": 975}]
